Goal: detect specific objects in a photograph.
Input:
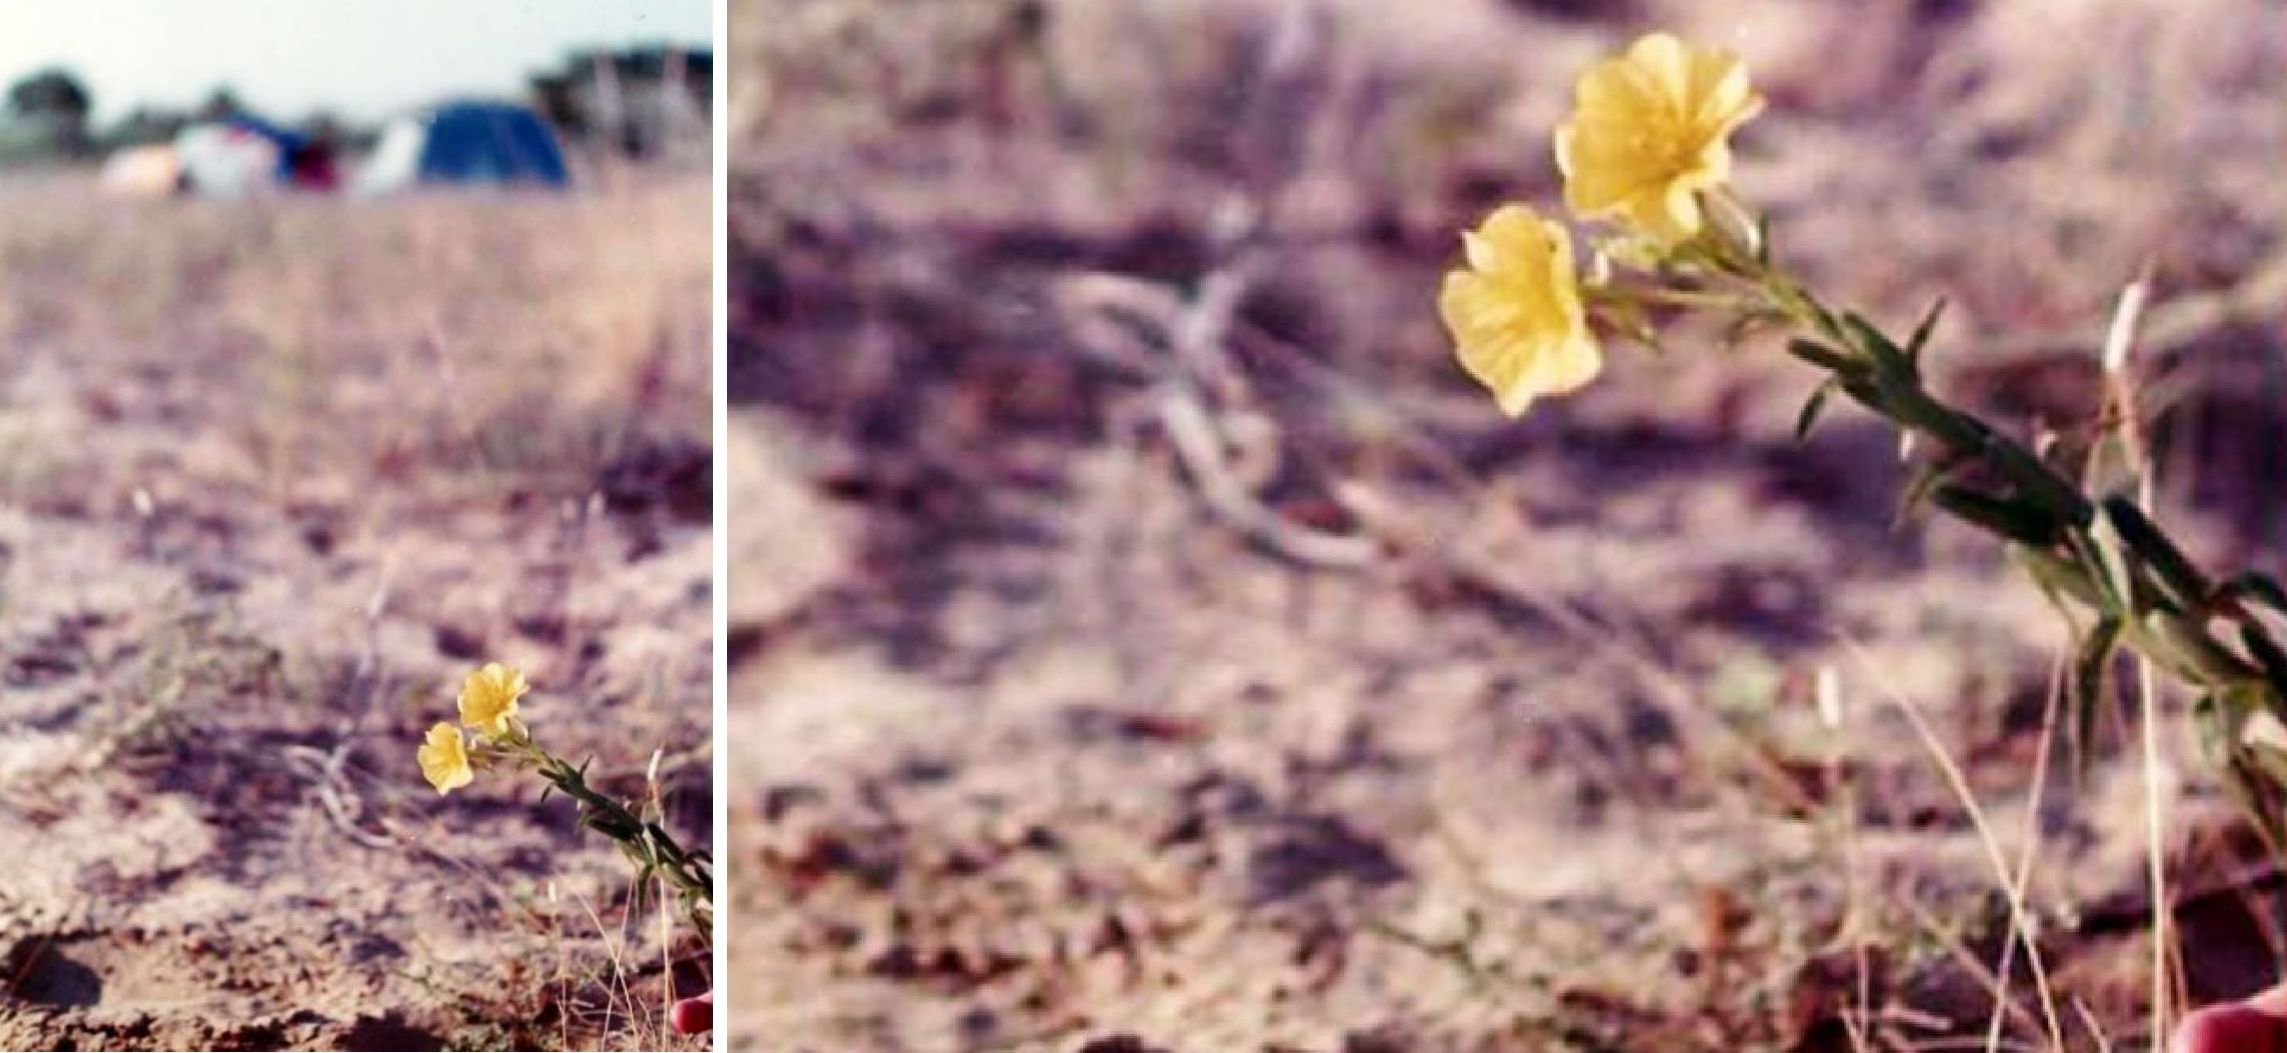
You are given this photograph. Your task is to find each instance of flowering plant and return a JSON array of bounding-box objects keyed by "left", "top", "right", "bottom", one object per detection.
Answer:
[
  {"left": 1442, "top": 33, "right": 2287, "bottom": 828},
  {"left": 418, "top": 662, "right": 714, "bottom": 932}
]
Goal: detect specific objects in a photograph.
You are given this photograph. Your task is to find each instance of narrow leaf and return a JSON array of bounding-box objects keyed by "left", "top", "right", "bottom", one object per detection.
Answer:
[
  {"left": 2011, "top": 544, "right": 2104, "bottom": 608},
  {"left": 2100, "top": 495, "right": 2210, "bottom": 610},
  {"left": 1904, "top": 298, "right": 1947, "bottom": 363},
  {"left": 1794, "top": 380, "right": 1837, "bottom": 441},
  {"left": 2082, "top": 511, "right": 2139, "bottom": 610},
  {"left": 2225, "top": 571, "right": 2287, "bottom": 616},
  {"left": 1898, "top": 451, "right": 1974, "bottom": 523},
  {"left": 1843, "top": 311, "right": 1915, "bottom": 380},
  {"left": 2071, "top": 615, "right": 2122, "bottom": 778},
  {"left": 2242, "top": 623, "right": 2287, "bottom": 700},
  {"left": 2144, "top": 609, "right": 2255, "bottom": 682},
  {"left": 1931, "top": 484, "right": 2062, "bottom": 546},
  {"left": 1786, "top": 338, "right": 1860, "bottom": 374}
]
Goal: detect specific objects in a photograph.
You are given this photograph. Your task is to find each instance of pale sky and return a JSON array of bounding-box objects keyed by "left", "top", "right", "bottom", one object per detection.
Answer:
[{"left": 0, "top": 1, "right": 713, "bottom": 124}]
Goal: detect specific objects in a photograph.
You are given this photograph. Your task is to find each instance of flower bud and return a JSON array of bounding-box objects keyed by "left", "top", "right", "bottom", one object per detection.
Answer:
[{"left": 1704, "top": 190, "right": 1761, "bottom": 262}]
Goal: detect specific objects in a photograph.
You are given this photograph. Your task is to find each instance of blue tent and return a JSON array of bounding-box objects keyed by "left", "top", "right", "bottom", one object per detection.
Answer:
[
  {"left": 419, "top": 102, "right": 569, "bottom": 185},
  {"left": 219, "top": 114, "right": 305, "bottom": 179},
  {"left": 359, "top": 102, "right": 569, "bottom": 191}
]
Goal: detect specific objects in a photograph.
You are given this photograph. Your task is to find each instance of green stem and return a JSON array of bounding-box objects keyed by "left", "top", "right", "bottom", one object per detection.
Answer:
[
  {"left": 497, "top": 738, "right": 714, "bottom": 934},
  {"left": 1731, "top": 244, "right": 2287, "bottom": 803}
]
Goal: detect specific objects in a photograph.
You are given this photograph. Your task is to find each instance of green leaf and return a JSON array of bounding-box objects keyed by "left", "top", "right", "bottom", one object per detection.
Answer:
[
  {"left": 2081, "top": 512, "right": 2139, "bottom": 611},
  {"left": 2225, "top": 571, "right": 2287, "bottom": 616},
  {"left": 2192, "top": 690, "right": 2233, "bottom": 760},
  {"left": 1838, "top": 377, "right": 1889, "bottom": 414},
  {"left": 2071, "top": 615, "right": 2122, "bottom": 776},
  {"left": 1786, "top": 338, "right": 1862, "bottom": 375},
  {"left": 1904, "top": 298, "right": 1947, "bottom": 364},
  {"left": 1842, "top": 310, "right": 1916, "bottom": 381},
  {"left": 2011, "top": 544, "right": 2104, "bottom": 608},
  {"left": 2143, "top": 609, "right": 2256, "bottom": 683},
  {"left": 1804, "top": 294, "right": 1846, "bottom": 342},
  {"left": 2100, "top": 495, "right": 2211, "bottom": 611},
  {"left": 1931, "top": 484, "right": 2062, "bottom": 546},
  {"left": 1898, "top": 451, "right": 1976, "bottom": 524},
  {"left": 1794, "top": 380, "right": 1837, "bottom": 441},
  {"left": 2241, "top": 623, "right": 2287, "bottom": 700},
  {"left": 1754, "top": 212, "right": 1773, "bottom": 267}
]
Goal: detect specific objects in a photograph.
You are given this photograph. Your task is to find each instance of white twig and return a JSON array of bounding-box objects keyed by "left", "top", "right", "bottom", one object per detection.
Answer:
[
  {"left": 2104, "top": 267, "right": 2173, "bottom": 1051},
  {"left": 1157, "top": 381, "right": 1376, "bottom": 567}
]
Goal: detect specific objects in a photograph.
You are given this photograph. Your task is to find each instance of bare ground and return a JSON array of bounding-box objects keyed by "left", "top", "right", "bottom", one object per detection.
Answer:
[
  {"left": 0, "top": 176, "right": 713, "bottom": 1051},
  {"left": 731, "top": 1, "right": 2286, "bottom": 1049}
]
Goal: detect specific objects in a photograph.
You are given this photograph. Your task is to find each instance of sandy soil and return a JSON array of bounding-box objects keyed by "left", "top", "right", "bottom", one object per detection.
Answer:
[
  {"left": 731, "top": 0, "right": 2284, "bottom": 1050},
  {"left": 0, "top": 176, "right": 713, "bottom": 1050}
]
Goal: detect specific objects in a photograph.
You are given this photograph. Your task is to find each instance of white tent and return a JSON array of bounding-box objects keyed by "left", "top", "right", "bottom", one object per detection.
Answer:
[
  {"left": 352, "top": 119, "right": 424, "bottom": 195},
  {"left": 174, "top": 124, "right": 281, "bottom": 198}
]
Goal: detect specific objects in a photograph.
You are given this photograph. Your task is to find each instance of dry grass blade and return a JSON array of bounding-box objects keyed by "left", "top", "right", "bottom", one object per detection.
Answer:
[{"left": 1842, "top": 639, "right": 2068, "bottom": 1051}]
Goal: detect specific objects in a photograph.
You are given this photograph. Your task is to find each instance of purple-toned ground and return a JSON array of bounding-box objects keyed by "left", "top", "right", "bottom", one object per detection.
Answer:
[
  {"left": 731, "top": 0, "right": 2284, "bottom": 1049},
  {"left": 0, "top": 176, "right": 713, "bottom": 1050}
]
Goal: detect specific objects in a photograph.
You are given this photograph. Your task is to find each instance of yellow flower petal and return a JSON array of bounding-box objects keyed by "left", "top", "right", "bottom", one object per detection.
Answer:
[
  {"left": 457, "top": 662, "right": 529, "bottom": 739},
  {"left": 1624, "top": 32, "right": 1690, "bottom": 101},
  {"left": 1438, "top": 204, "right": 1601, "bottom": 417},
  {"left": 418, "top": 722, "right": 474, "bottom": 795},
  {"left": 1555, "top": 32, "right": 1763, "bottom": 243}
]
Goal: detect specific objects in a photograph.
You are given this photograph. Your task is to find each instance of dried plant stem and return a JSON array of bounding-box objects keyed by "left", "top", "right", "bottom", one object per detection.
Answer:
[
  {"left": 2107, "top": 273, "right": 2174, "bottom": 1053},
  {"left": 1847, "top": 641, "right": 2068, "bottom": 1050},
  {"left": 2138, "top": 650, "right": 2171, "bottom": 1050}
]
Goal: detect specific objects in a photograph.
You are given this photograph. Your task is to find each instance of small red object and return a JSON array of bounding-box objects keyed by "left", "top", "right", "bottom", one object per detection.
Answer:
[
  {"left": 2175, "top": 1003, "right": 2287, "bottom": 1053},
  {"left": 671, "top": 991, "right": 713, "bottom": 1035}
]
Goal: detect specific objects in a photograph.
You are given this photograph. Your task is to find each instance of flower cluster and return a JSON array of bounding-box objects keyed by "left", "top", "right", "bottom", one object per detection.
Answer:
[
  {"left": 1441, "top": 33, "right": 2287, "bottom": 826},
  {"left": 417, "top": 662, "right": 530, "bottom": 793},
  {"left": 1441, "top": 31, "right": 1762, "bottom": 416},
  {"left": 414, "top": 662, "right": 714, "bottom": 932}
]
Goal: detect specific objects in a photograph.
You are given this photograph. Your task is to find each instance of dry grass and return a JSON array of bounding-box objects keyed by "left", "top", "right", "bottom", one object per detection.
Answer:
[{"left": 0, "top": 173, "right": 712, "bottom": 1050}]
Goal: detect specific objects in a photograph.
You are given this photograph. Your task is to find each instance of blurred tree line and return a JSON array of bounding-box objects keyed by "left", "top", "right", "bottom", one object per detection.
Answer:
[{"left": 528, "top": 45, "right": 712, "bottom": 161}]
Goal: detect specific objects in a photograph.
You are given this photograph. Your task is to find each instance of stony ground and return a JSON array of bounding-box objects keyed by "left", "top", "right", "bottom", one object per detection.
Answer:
[{"left": 0, "top": 176, "right": 713, "bottom": 1051}]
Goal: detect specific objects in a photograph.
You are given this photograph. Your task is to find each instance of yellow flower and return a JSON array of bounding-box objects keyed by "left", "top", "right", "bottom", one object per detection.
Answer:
[
  {"left": 418, "top": 722, "right": 474, "bottom": 794},
  {"left": 457, "top": 662, "right": 529, "bottom": 739},
  {"left": 1555, "top": 32, "right": 1764, "bottom": 244},
  {"left": 1438, "top": 204, "right": 1601, "bottom": 416}
]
